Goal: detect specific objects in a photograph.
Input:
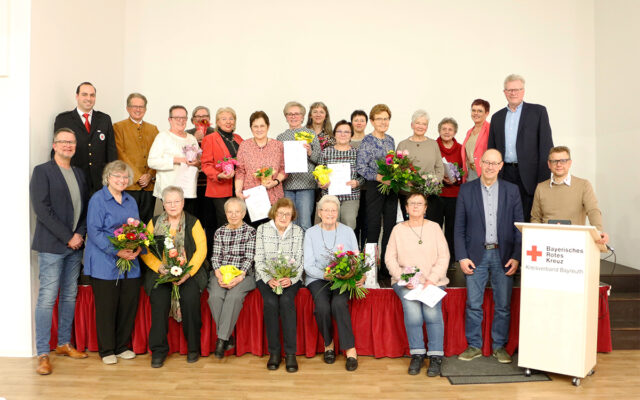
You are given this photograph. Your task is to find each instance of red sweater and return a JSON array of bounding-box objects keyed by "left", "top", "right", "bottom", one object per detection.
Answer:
[
  {"left": 437, "top": 137, "right": 463, "bottom": 198},
  {"left": 201, "top": 131, "right": 243, "bottom": 198}
]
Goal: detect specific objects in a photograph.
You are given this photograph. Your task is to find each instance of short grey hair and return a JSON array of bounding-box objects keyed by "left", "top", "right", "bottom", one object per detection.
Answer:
[
  {"left": 53, "top": 127, "right": 75, "bottom": 142},
  {"left": 161, "top": 186, "right": 184, "bottom": 202},
  {"left": 411, "top": 109, "right": 430, "bottom": 124},
  {"left": 283, "top": 101, "right": 306, "bottom": 116},
  {"left": 504, "top": 74, "right": 526, "bottom": 88},
  {"left": 191, "top": 105, "right": 210, "bottom": 118},
  {"left": 101, "top": 160, "right": 134, "bottom": 186},
  {"left": 126, "top": 92, "right": 147, "bottom": 107},
  {"left": 318, "top": 195, "right": 341, "bottom": 214},
  {"left": 438, "top": 117, "right": 458, "bottom": 133},
  {"left": 224, "top": 197, "right": 247, "bottom": 213}
]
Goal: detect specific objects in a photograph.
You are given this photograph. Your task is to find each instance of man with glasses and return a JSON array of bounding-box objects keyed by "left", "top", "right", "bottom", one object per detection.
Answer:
[
  {"left": 454, "top": 149, "right": 523, "bottom": 364},
  {"left": 30, "top": 128, "right": 90, "bottom": 375},
  {"left": 186, "top": 106, "right": 216, "bottom": 141},
  {"left": 113, "top": 93, "right": 159, "bottom": 224},
  {"left": 531, "top": 146, "right": 609, "bottom": 244},
  {"left": 54, "top": 82, "right": 117, "bottom": 194},
  {"left": 488, "top": 74, "right": 554, "bottom": 221}
]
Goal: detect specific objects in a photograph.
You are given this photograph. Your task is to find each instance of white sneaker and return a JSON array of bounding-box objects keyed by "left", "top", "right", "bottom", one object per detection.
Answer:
[
  {"left": 102, "top": 355, "right": 117, "bottom": 365},
  {"left": 116, "top": 350, "right": 136, "bottom": 360}
]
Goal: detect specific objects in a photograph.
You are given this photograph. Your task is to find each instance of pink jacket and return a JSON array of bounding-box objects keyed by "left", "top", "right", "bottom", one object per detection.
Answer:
[{"left": 460, "top": 120, "right": 490, "bottom": 182}]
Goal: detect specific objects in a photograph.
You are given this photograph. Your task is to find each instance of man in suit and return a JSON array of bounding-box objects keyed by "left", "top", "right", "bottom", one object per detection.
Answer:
[
  {"left": 113, "top": 93, "right": 159, "bottom": 224},
  {"left": 487, "top": 74, "right": 554, "bottom": 221},
  {"left": 54, "top": 82, "right": 117, "bottom": 194},
  {"left": 454, "top": 149, "right": 523, "bottom": 364},
  {"left": 30, "top": 128, "right": 90, "bottom": 375}
]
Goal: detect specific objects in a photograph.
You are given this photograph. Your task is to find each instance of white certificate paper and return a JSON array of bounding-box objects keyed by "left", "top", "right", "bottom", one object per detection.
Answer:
[
  {"left": 174, "top": 164, "right": 198, "bottom": 198},
  {"left": 327, "top": 163, "right": 351, "bottom": 196},
  {"left": 284, "top": 141, "right": 308, "bottom": 173},
  {"left": 404, "top": 284, "right": 447, "bottom": 308},
  {"left": 242, "top": 185, "right": 271, "bottom": 222}
]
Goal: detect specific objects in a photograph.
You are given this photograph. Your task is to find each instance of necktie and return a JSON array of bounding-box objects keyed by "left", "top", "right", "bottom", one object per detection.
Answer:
[{"left": 83, "top": 113, "right": 91, "bottom": 133}]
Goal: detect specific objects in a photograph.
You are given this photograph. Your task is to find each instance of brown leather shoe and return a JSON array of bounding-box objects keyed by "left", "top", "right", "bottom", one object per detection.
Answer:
[
  {"left": 36, "top": 354, "right": 52, "bottom": 375},
  {"left": 55, "top": 343, "right": 88, "bottom": 359}
]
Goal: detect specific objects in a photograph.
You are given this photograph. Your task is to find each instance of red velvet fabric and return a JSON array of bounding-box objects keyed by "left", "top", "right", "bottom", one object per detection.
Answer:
[{"left": 53, "top": 285, "right": 613, "bottom": 356}]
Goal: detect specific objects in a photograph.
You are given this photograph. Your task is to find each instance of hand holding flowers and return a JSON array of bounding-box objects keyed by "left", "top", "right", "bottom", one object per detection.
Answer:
[
  {"left": 153, "top": 237, "right": 193, "bottom": 321},
  {"left": 109, "top": 218, "right": 155, "bottom": 275},
  {"left": 376, "top": 150, "right": 424, "bottom": 195},
  {"left": 312, "top": 165, "right": 332, "bottom": 187},
  {"left": 215, "top": 157, "right": 238, "bottom": 175},
  {"left": 182, "top": 144, "right": 202, "bottom": 163},
  {"left": 254, "top": 167, "right": 274, "bottom": 185},
  {"left": 262, "top": 253, "right": 298, "bottom": 295},
  {"left": 324, "top": 245, "right": 371, "bottom": 299}
]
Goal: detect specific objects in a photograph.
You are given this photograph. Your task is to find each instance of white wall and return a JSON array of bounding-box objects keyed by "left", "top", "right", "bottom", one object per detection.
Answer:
[{"left": 595, "top": 0, "right": 640, "bottom": 268}]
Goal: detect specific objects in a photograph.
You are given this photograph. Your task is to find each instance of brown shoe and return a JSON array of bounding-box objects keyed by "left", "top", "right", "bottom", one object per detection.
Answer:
[
  {"left": 36, "top": 354, "right": 52, "bottom": 375},
  {"left": 55, "top": 343, "right": 88, "bottom": 359}
]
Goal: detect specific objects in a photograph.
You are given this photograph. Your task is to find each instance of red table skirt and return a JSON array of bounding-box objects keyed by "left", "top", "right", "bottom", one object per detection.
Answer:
[{"left": 50, "top": 286, "right": 612, "bottom": 357}]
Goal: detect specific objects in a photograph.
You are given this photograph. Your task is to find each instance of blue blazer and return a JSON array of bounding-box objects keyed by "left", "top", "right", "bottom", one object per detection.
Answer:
[
  {"left": 454, "top": 178, "right": 523, "bottom": 266},
  {"left": 30, "top": 160, "right": 89, "bottom": 254}
]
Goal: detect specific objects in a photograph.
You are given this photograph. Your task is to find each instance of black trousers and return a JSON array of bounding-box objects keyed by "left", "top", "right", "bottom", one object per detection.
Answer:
[
  {"left": 502, "top": 164, "right": 533, "bottom": 222},
  {"left": 149, "top": 278, "right": 201, "bottom": 357},
  {"left": 91, "top": 277, "right": 141, "bottom": 358},
  {"left": 365, "top": 181, "right": 398, "bottom": 276},
  {"left": 441, "top": 196, "right": 457, "bottom": 264},
  {"left": 354, "top": 189, "right": 368, "bottom": 248},
  {"left": 125, "top": 190, "right": 156, "bottom": 227},
  {"left": 307, "top": 280, "right": 355, "bottom": 351},
  {"left": 210, "top": 197, "right": 231, "bottom": 233},
  {"left": 256, "top": 280, "right": 301, "bottom": 355}
]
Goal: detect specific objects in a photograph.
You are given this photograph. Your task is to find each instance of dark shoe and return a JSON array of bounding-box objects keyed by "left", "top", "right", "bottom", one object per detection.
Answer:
[
  {"left": 214, "top": 339, "right": 226, "bottom": 359},
  {"left": 187, "top": 351, "right": 199, "bottom": 363},
  {"left": 408, "top": 354, "right": 425, "bottom": 375},
  {"left": 345, "top": 356, "right": 358, "bottom": 371},
  {"left": 267, "top": 353, "right": 281, "bottom": 370},
  {"left": 151, "top": 354, "right": 166, "bottom": 368},
  {"left": 36, "top": 354, "right": 52, "bottom": 375},
  {"left": 427, "top": 356, "right": 442, "bottom": 377},
  {"left": 285, "top": 354, "right": 298, "bottom": 373},
  {"left": 224, "top": 337, "right": 235, "bottom": 351},
  {"left": 323, "top": 349, "right": 336, "bottom": 364},
  {"left": 55, "top": 343, "right": 88, "bottom": 359}
]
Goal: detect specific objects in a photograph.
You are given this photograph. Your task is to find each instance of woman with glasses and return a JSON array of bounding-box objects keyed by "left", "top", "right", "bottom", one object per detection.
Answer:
[{"left": 461, "top": 99, "right": 491, "bottom": 182}]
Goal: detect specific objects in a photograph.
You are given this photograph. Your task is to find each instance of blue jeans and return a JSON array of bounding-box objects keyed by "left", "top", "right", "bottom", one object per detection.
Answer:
[
  {"left": 464, "top": 248, "right": 513, "bottom": 350},
  {"left": 284, "top": 189, "right": 315, "bottom": 231},
  {"left": 35, "top": 249, "right": 83, "bottom": 355},
  {"left": 393, "top": 284, "right": 445, "bottom": 356}
]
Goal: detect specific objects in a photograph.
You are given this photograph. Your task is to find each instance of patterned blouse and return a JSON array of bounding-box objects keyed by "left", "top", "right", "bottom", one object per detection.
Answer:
[
  {"left": 236, "top": 139, "right": 286, "bottom": 204},
  {"left": 254, "top": 221, "right": 304, "bottom": 284},
  {"left": 211, "top": 223, "right": 256, "bottom": 273},
  {"left": 356, "top": 133, "right": 396, "bottom": 181},
  {"left": 276, "top": 128, "right": 321, "bottom": 191},
  {"left": 319, "top": 146, "right": 365, "bottom": 202}
]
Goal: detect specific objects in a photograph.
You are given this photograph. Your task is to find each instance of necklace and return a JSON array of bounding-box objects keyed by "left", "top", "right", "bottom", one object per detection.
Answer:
[
  {"left": 219, "top": 131, "right": 239, "bottom": 153},
  {"left": 408, "top": 221, "right": 424, "bottom": 245},
  {"left": 320, "top": 223, "right": 338, "bottom": 251}
]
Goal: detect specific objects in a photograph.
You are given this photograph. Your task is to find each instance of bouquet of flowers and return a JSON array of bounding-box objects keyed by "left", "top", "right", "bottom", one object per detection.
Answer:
[
  {"left": 294, "top": 130, "right": 315, "bottom": 144},
  {"left": 376, "top": 150, "right": 424, "bottom": 195},
  {"left": 261, "top": 253, "right": 298, "bottom": 295},
  {"left": 254, "top": 166, "right": 274, "bottom": 185},
  {"left": 324, "top": 245, "right": 371, "bottom": 299},
  {"left": 318, "top": 135, "right": 330, "bottom": 150},
  {"left": 413, "top": 172, "right": 444, "bottom": 196},
  {"left": 109, "top": 218, "right": 155, "bottom": 275},
  {"left": 312, "top": 165, "right": 332, "bottom": 186},
  {"left": 215, "top": 156, "right": 238, "bottom": 175},
  {"left": 443, "top": 159, "right": 465, "bottom": 183},
  {"left": 219, "top": 264, "right": 243, "bottom": 284},
  {"left": 183, "top": 144, "right": 202, "bottom": 163},
  {"left": 153, "top": 237, "right": 193, "bottom": 321},
  {"left": 195, "top": 118, "right": 210, "bottom": 134},
  {"left": 397, "top": 266, "right": 422, "bottom": 287}
]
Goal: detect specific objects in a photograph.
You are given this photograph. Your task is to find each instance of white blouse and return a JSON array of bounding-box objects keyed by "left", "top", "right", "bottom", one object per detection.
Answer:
[{"left": 147, "top": 130, "right": 200, "bottom": 198}]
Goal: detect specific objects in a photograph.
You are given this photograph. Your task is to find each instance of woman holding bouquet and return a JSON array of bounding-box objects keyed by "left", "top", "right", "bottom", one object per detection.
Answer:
[
  {"left": 304, "top": 195, "right": 361, "bottom": 371},
  {"left": 208, "top": 197, "right": 257, "bottom": 359},
  {"left": 140, "top": 186, "right": 208, "bottom": 368},
  {"left": 254, "top": 198, "right": 304, "bottom": 372},
  {"left": 235, "top": 111, "right": 286, "bottom": 224},
  {"left": 305, "top": 101, "right": 335, "bottom": 150},
  {"left": 437, "top": 118, "right": 463, "bottom": 265},
  {"left": 385, "top": 192, "right": 449, "bottom": 377},
  {"left": 85, "top": 160, "right": 142, "bottom": 365},
  {"left": 461, "top": 99, "right": 491, "bottom": 182}
]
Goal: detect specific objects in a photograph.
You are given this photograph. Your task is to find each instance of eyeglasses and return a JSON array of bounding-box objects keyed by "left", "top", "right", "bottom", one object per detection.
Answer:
[
  {"left": 54, "top": 140, "right": 77, "bottom": 145},
  {"left": 285, "top": 112, "right": 303, "bottom": 117},
  {"left": 194, "top": 114, "right": 210, "bottom": 119},
  {"left": 226, "top": 210, "right": 243, "bottom": 215},
  {"left": 170, "top": 116, "right": 188, "bottom": 121},
  {"left": 110, "top": 174, "right": 129, "bottom": 181},
  {"left": 504, "top": 88, "right": 524, "bottom": 94},
  {"left": 127, "top": 105, "right": 146, "bottom": 110},
  {"left": 481, "top": 160, "right": 503, "bottom": 167},
  {"left": 164, "top": 200, "right": 183, "bottom": 206},
  {"left": 407, "top": 202, "right": 425, "bottom": 207},
  {"left": 549, "top": 159, "right": 570, "bottom": 165},
  {"left": 374, "top": 117, "right": 390, "bottom": 122},
  {"left": 335, "top": 130, "right": 352, "bottom": 135},
  {"left": 276, "top": 211, "right": 292, "bottom": 218}
]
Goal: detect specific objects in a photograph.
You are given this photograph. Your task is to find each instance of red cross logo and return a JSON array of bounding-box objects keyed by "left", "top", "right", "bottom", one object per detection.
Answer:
[{"left": 527, "top": 245, "right": 542, "bottom": 262}]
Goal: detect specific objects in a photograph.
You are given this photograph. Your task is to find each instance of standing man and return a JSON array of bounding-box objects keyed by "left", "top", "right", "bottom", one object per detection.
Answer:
[
  {"left": 186, "top": 105, "right": 216, "bottom": 140},
  {"left": 454, "top": 149, "right": 523, "bottom": 364},
  {"left": 488, "top": 74, "right": 554, "bottom": 221},
  {"left": 113, "top": 93, "right": 159, "bottom": 225},
  {"left": 54, "top": 82, "right": 117, "bottom": 194},
  {"left": 30, "top": 128, "right": 90, "bottom": 375},
  {"left": 531, "top": 146, "right": 609, "bottom": 244}
]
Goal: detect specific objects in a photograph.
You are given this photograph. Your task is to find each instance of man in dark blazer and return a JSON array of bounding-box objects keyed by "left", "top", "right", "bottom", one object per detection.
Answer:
[
  {"left": 454, "top": 149, "right": 523, "bottom": 364},
  {"left": 487, "top": 74, "right": 553, "bottom": 221},
  {"left": 31, "top": 128, "right": 90, "bottom": 375},
  {"left": 54, "top": 82, "right": 117, "bottom": 194}
]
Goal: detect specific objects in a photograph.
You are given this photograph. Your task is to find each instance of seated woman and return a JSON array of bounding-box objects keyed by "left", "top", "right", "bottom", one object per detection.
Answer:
[
  {"left": 207, "top": 197, "right": 257, "bottom": 358},
  {"left": 304, "top": 195, "right": 361, "bottom": 372},
  {"left": 140, "top": 186, "right": 208, "bottom": 368},
  {"left": 385, "top": 192, "right": 450, "bottom": 377},
  {"left": 254, "top": 198, "right": 304, "bottom": 372}
]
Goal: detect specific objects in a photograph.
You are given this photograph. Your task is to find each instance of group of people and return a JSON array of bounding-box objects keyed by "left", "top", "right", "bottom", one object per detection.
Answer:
[{"left": 31, "top": 74, "right": 609, "bottom": 378}]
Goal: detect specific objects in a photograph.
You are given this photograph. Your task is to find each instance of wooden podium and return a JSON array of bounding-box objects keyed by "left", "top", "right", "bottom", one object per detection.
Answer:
[{"left": 515, "top": 223, "right": 606, "bottom": 386}]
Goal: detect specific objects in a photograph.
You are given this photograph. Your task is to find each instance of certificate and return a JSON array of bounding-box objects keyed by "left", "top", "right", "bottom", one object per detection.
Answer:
[
  {"left": 327, "top": 163, "right": 351, "bottom": 196},
  {"left": 284, "top": 141, "right": 308, "bottom": 173},
  {"left": 404, "top": 284, "right": 447, "bottom": 308},
  {"left": 242, "top": 185, "right": 271, "bottom": 222},
  {"left": 173, "top": 164, "right": 198, "bottom": 198}
]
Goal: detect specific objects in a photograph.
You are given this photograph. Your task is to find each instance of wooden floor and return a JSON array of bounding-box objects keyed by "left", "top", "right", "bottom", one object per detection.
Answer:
[{"left": 0, "top": 351, "right": 639, "bottom": 399}]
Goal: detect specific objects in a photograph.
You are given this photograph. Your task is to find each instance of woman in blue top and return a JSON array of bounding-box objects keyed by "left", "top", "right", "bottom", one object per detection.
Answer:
[{"left": 85, "top": 160, "right": 142, "bottom": 365}]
